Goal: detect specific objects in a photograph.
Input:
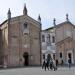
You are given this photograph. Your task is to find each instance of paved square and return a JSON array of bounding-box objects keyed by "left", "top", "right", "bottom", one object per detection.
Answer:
[{"left": 0, "top": 67, "right": 75, "bottom": 75}]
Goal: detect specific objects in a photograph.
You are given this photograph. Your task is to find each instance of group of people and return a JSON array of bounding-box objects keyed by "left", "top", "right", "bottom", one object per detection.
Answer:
[
  {"left": 42, "top": 58, "right": 58, "bottom": 71},
  {"left": 42, "top": 56, "right": 72, "bottom": 71}
]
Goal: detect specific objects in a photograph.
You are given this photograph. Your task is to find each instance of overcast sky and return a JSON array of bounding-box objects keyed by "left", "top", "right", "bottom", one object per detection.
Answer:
[{"left": 0, "top": 0, "right": 75, "bottom": 29}]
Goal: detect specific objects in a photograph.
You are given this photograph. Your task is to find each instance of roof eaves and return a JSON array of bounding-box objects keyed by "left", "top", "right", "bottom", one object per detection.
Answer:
[{"left": 0, "top": 20, "right": 8, "bottom": 26}]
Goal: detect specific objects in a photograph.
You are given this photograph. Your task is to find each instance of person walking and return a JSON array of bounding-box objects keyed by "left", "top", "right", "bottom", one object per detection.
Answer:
[
  {"left": 55, "top": 59, "right": 58, "bottom": 70},
  {"left": 61, "top": 59, "right": 63, "bottom": 66},
  {"left": 42, "top": 59, "right": 45, "bottom": 69},
  {"left": 44, "top": 59, "right": 49, "bottom": 71},
  {"left": 49, "top": 59, "right": 53, "bottom": 70},
  {"left": 52, "top": 59, "right": 57, "bottom": 71},
  {"left": 68, "top": 58, "right": 71, "bottom": 69},
  {"left": 56, "top": 59, "right": 58, "bottom": 67}
]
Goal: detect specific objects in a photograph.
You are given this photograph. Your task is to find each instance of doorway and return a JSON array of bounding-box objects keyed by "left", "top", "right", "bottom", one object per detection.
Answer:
[
  {"left": 68, "top": 53, "right": 71, "bottom": 59},
  {"left": 23, "top": 52, "right": 29, "bottom": 66},
  {"left": 67, "top": 50, "right": 74, "bottom": 64},
  {"left": 47, "top": 54, "right": 51, "bottom": 60},
  {"left": 68, "top": 53, "right": 72, "bottom": 63}
]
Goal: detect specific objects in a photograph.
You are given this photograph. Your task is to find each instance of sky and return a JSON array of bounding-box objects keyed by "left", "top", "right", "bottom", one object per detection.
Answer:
[{"left": 0, "top": 0, "right": 75, "bottom": 29}]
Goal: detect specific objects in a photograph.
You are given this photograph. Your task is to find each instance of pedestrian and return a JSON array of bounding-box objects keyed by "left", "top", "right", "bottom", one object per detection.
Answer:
[
  {"left": 52, "top": 59, "right": 57, "bottom": 71},
  {"left": 42, "top": 59, "right": 45, "bottom": 69},
  {"left": 68, "top": 58, "right": 71, "bottom": 69},
  {"left": 56, "top": 59, "right": 58, "bottom": 67},
  {"left": 44, "top": 59, "right": 47, "bottom": 71},
  {"left": 49, "top": 59, "right": 53, "bottom": 70},
  {"left": 55, "top": 59, "right": 58, "bottom": 70},
  {"left": 45, "top": 59, "right": 49, "bottom": 71},
  {"left": 61, "top": 59, "right": 63, "bottom": 66}
]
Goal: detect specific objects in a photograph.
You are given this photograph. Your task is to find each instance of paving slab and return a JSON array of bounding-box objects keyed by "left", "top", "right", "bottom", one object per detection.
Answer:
[{"left": 0, "top": 67, "right": 75, "bottom": 75}]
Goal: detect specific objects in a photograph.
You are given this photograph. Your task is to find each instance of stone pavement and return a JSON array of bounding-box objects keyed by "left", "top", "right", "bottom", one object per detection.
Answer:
[{"left": 0, "top": 67, "right": 75, "bottom": 75}]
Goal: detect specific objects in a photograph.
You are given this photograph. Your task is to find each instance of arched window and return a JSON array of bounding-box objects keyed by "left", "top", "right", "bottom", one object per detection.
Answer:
[
  {"left": 23, "top": 23, "right": 28, "bottom": 29},
  {"left": 42, "top": 35, "right": 45, "bottom": 42},
  {"left": 52, "top": 36, "right": 55, "bottom": 43},
  {"left": 60, "top": 52, "right": 62, "bottom": 58},
  {"left": 47, "top": 34, "right": 51, "bottom": 45},
  {"left": 47, "top": 34, "right": 50, "bottom": 42}
]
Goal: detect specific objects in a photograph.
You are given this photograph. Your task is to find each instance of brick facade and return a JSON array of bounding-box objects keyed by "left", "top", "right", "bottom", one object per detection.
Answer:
[{"left": 0, "top": 14, "right": 41, "bottom": 67}]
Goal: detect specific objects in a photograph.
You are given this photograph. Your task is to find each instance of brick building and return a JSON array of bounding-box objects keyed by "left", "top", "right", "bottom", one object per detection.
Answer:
[
  {"left": 55, "top": 15, "right": 75, "bottom": 64},
  {"left": 0, "top": 4, "right": 41, "bottom": 67},
  {"left": 42, "top": 15, "right": 75, "bottom": 65}
]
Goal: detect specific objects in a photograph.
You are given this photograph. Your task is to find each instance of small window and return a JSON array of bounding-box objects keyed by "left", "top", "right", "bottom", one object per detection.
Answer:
[
  {"left": 47, "top": 34, "right": 51, "bottom": 46},
  {"left": 42, "top": 35, "right": 45, "bottom": 42},
  {"left": 52, "top": 36, "right": 55, "bottom": 43},
  {"left": 53, "top": 54, "right": 55, "bottom": 60},
  {"left": 60, "top": 52, "right": 62, "bottom": 58},
  {"left": 47, "top": 34, "right": 50, "bottom": 42},
  {"left": 24, "top": 23, "right": 28, "bottom": 29}
]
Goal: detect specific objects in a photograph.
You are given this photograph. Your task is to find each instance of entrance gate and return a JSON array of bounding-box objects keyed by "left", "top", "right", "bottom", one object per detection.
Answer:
[{"left": 23, "top": 52, "right": 29, "bottom": 66}]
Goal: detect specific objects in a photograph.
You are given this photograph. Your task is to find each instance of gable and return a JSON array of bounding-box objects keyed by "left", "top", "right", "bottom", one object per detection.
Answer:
[
  {"left": 56, "top": 21, "right": 75, "bottom": 43},
  {"left": 56, "top": 21, "right": 75, "bottom": 29},
  {"left": 56, "top": 37, "right": 75, "bottom": 46},
  {"left": 10, "top": 15, "right": 41, "bottom": 28}
]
